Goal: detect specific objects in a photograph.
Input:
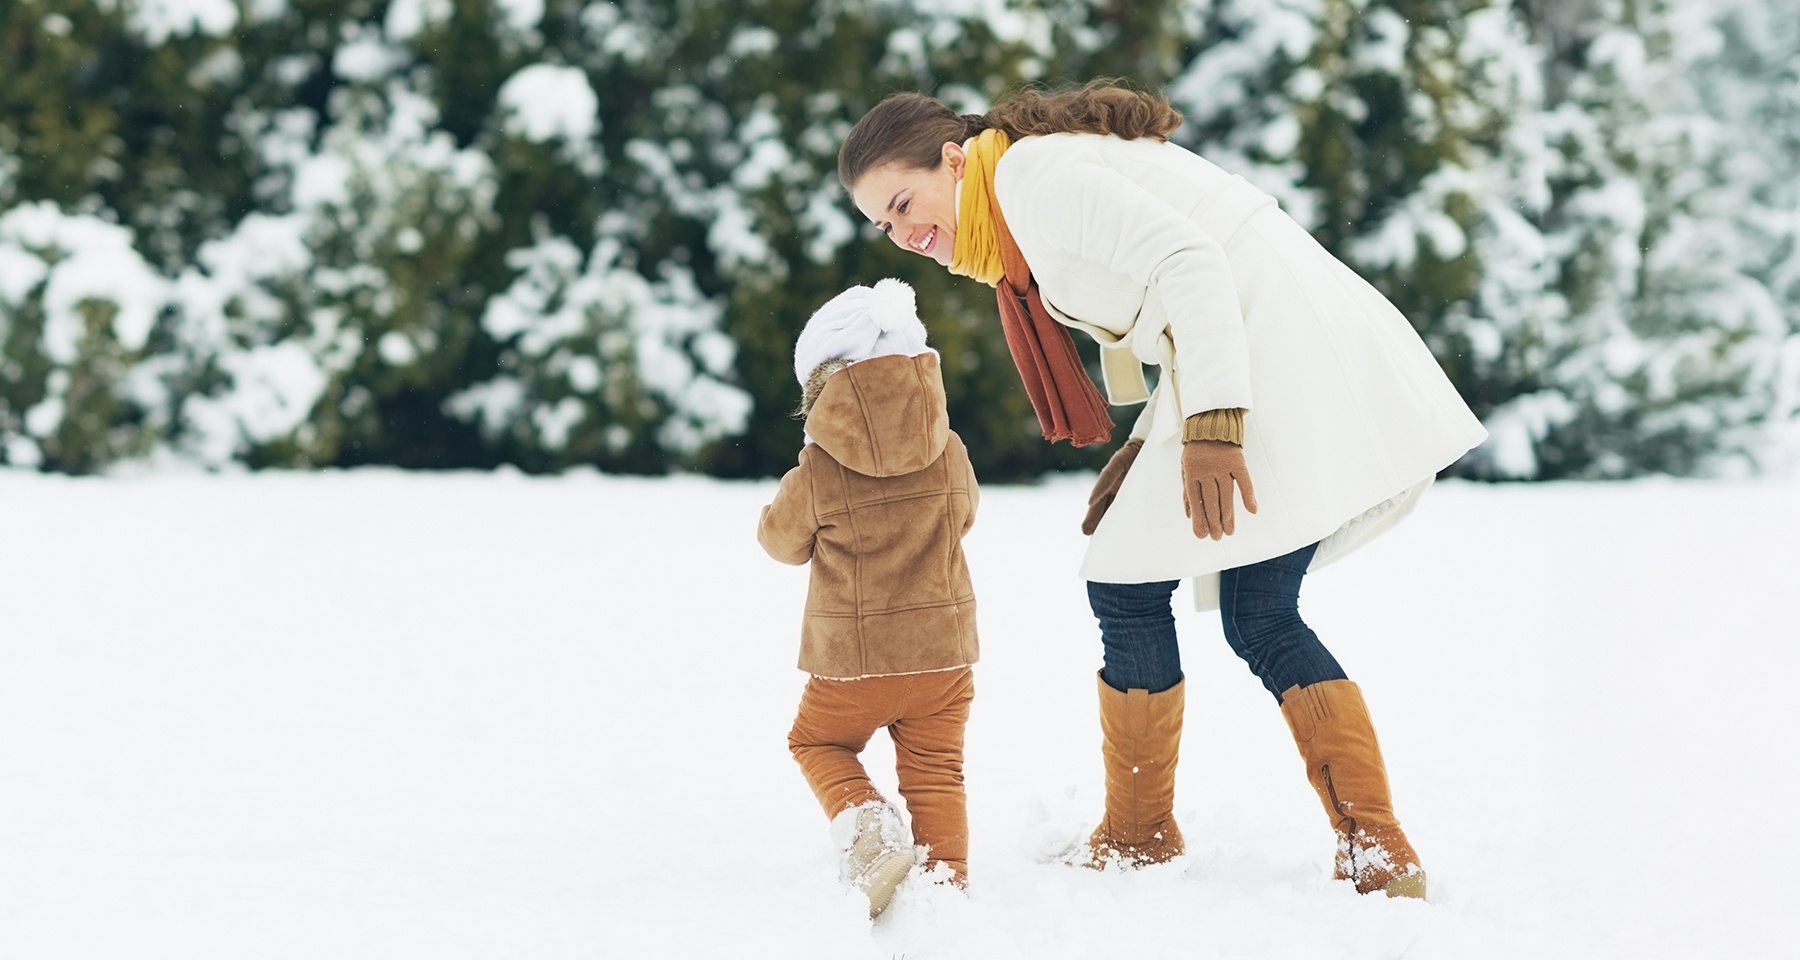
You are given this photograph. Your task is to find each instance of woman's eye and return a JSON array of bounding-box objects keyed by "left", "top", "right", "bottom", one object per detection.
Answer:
[{"left": 898, "top": 199, "right": 910, "bottom": 214}]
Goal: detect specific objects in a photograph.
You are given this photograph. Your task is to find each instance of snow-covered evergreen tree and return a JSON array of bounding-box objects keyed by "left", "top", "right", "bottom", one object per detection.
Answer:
[
  {"left": 1475, "top": 0, "right": 1791, "bottom": 478},
  {"left": 3, "top": 0, "right": 1794, "bottom": 477},
  {"left": 1170, "top": 0, "right": 1795, "bottom": 478},
  {"left": 0, "top": 204, "right": 167, "bottom": 471},
  {"left": 168, "top": 71, "right": 499, "bottom": 469},
  {"left": 1689, "top": 0, "right": 1800, "bottom": 474}
]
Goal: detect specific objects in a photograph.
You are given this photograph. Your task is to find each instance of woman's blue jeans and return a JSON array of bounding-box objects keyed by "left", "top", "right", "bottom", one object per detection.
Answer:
[{"left": 1087, "top": 542, "right": 1347, "bottom": 700}]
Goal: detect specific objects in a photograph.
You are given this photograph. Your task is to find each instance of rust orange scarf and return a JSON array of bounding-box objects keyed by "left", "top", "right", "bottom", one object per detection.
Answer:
[{"left": 951, "top": 130, "right": 1113, "bottom": 447}]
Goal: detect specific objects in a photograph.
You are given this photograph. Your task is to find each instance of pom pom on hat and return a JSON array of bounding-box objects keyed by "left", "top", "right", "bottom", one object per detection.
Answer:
[
  {"left": 792, "top": 278, "right": 930, "bottom": 383},
  {"left": 867, "top": 278, "right": 919, "bottom": 334}
]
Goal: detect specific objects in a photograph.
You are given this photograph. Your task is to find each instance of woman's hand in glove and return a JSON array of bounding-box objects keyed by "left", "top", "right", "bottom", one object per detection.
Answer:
[
  {"left": 1081, "top": 438, "right": 1144, "bottom": 535},
  {"left": 1181, "top": 440, "right": 1258, "bottom": 540}
]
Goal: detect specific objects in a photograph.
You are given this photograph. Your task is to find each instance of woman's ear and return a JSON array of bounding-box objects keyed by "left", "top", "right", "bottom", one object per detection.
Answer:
[{"left": 942, "top": 141, "right": 967, "bottom": 180}]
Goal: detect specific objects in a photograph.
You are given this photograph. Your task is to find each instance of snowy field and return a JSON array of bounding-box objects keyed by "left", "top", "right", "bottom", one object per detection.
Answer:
[{"left": 1, "top": 469, "right": 1795, "bottom": 960}]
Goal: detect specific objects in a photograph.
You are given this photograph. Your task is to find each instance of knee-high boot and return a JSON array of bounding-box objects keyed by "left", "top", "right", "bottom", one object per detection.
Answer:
[
  {"left": 1280, "top": 680, "right": 1426, "bottom": 898},
  {"left": 1085, "top": 672, "right": 1185, "bottom": 866}
]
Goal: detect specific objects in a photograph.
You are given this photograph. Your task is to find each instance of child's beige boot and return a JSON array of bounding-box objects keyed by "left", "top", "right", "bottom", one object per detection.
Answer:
[{"left": 831, "top": 800, "right": 915, "bottom": 918}]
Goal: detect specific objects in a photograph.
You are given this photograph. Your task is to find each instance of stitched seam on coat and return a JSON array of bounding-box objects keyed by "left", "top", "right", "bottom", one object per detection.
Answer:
[
  {"left": 838, "top": 488, "right": 950, "bottom": 508},
  {"left": 937, "top": 439, "right": 960, "bottom": 650},
  {"left": 916, "top": 359, "right": 932, "bottom": 463},
  {"left": 856, "top": 593, "right": 979, "bottom": 616},
  {"left": 832, "top": 454, "right": 868, "bottom": 679},
  {"left": 804, "top": 447, "right": 820, "bottom": 544},
  {"left": 808, "top": 590, "right": 976, "bottom": 617},
  {"left": 808, "top": 663, "right": 975, "bottom": 682},
  {"left": 850, "top": 363, "right": 884, "bottom": 476},
  {"left": 924, "top": 365, "right": 954, "bottom": 635}
]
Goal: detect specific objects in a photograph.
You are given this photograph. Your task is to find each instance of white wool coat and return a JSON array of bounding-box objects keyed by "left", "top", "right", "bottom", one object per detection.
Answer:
[{"left": 992, "top": 133, "right": 1488, "bottom": 608}]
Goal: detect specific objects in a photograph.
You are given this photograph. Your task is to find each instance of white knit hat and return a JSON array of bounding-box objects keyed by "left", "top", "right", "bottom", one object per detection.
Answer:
[{"left": 792, "top": 278, "right": 930, "bottom": 384}]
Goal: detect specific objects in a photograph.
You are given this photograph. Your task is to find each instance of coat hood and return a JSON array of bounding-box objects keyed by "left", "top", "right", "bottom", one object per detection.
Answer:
[{"left": 804, "top": 352, "right": 949, "bottom": 478}]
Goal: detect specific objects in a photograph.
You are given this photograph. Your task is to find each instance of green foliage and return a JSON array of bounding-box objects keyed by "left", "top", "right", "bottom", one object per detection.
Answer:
[
  {"left": 1, "top": 0, "right": 1792, "bottom": 479},
  {"left": 0, "top": 277, "right": 155, "bottom": 472}
]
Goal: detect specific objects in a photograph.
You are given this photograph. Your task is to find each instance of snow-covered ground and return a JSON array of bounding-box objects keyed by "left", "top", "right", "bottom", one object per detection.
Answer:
[{"left": 1, "top": 469, "right": 1794, "bottom": 959}]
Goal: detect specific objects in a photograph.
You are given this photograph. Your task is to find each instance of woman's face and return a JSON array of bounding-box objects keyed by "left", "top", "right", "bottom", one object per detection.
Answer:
[{"left": 849, "top": 141, "right": 966, "bottom": 268}]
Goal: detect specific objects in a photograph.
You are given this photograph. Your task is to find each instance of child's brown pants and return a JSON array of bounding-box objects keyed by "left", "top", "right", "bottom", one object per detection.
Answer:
[{"left": 787, "top": 666, "right": 973, "bottom": 882}]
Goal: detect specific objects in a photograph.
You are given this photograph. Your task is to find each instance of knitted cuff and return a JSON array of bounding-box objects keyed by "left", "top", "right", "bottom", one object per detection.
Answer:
[{"left": 1182, "top": 408, "right": 1246, "bottom": 445}]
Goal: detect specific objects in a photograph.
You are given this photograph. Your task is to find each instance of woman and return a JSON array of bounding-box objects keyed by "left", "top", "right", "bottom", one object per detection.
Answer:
[{"left": 837, "top": 80, "right": 1487, "bottom": 900}]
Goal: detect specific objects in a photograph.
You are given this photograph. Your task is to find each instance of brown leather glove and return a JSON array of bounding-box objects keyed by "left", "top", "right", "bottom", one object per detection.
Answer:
[
  {"left": 1081, "top": 438, "right": 1144, "bottom": 535},
  {"left": 1181, "top": 439, "right": 1258, "bottom": 540}
]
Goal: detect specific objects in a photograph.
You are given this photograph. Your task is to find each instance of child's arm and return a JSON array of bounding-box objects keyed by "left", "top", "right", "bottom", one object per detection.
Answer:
[{"left": 757, "top": 453, "right": 820, "bottom": 565}]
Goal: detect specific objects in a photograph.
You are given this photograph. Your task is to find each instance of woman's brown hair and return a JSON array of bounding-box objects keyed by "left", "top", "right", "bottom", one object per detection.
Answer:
[{"left": 837, "top": 78, "right": 1183, "bottom": 189}]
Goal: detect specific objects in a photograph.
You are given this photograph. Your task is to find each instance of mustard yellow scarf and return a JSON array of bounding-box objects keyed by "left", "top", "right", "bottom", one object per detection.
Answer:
[{"left": 948, "top": 129, "right": 1011, "bottom": 286}]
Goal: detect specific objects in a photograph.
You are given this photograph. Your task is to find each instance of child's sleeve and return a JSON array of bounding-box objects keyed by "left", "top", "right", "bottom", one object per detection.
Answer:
[{"left": 757, "top": 453, "right": 819, "bottom": 565}]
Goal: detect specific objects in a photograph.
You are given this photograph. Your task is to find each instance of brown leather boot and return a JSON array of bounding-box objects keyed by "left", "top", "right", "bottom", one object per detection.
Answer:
[
  {"left": 1085, "top": 672, "right": 1185, "bottom": 867},
  {"left": 1280, "top": 680, "right": 1426, "bottom": 898}
]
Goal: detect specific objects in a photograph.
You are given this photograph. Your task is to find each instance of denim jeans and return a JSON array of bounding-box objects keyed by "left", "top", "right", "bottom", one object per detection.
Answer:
[{"left": 1088, "top": 541, "right": 1347, "bottom": 700}]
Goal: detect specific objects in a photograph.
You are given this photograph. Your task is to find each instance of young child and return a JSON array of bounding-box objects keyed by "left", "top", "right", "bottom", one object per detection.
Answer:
[{"left": 757, "top": 278, "right": 980, "bottom": 919}]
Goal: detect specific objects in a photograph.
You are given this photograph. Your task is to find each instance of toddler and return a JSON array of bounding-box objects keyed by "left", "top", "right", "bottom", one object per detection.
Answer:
[{"left": 757, "top": 278, "right": 979, "bottom": 918}]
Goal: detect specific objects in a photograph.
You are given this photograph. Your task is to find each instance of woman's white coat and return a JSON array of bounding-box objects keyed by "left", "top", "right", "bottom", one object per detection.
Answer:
[{"left": 992, "top": 134, "right": 1488, "bottom": 605}]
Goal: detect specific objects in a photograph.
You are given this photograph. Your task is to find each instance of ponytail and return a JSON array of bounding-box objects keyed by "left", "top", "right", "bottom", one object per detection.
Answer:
[
  {"left": 839, "top": 79, "right": 1183, "bottom": 189},
  {"left": 984, "top": 78, "right": 1182, "bottom": 143}
]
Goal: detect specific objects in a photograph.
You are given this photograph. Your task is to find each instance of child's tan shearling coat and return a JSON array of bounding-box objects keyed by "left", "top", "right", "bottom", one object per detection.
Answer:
[{"left": 758, "top": 352, "right": 979, "bottom": 680}]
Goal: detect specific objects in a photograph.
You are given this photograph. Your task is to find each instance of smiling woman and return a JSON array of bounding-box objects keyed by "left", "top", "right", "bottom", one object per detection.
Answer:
[
  {"left": 849, "top": 146, "right": 963, "bottom": 265},
  {"left": 836, "top": 79, "right": 1489, "bottom": 900}
]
